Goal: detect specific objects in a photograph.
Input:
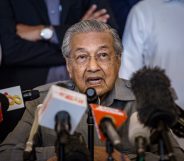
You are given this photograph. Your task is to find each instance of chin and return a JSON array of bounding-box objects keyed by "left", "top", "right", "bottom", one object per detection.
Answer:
[{"left": 94, "top": 88, "right": 107, "bottom": 97}]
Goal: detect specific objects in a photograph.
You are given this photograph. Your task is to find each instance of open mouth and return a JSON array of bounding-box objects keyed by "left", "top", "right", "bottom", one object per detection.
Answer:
[{"left": 86, "top": 77, "right": 103, "bottom": 86}]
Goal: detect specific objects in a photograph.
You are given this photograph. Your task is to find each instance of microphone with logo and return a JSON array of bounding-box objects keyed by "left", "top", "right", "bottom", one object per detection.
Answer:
[
  {"left": 0, "top": 86, "right": 40, "bottom": 113},
  {"left": 90, "top": 104, "right": 127, "bottom": 160},
  {"left": 38, "top": 85, "right": 89, "bottom": 161},
  {"left": 128, "top": 112, "right": 150, "bottom": 161},
  {"left": 130, "top": 66, "right": 177, "bottom": 161}
]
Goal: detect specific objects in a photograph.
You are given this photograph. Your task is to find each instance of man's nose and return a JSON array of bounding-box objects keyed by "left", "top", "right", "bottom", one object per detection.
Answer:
[{"left": 87, "top": 56, "right": 100, "bottom": 72}]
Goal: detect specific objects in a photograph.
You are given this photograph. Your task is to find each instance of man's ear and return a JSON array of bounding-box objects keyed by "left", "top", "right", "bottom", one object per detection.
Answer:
[
  {"left": 66, "top": 59, "right": 72, "bottom": 79},
  {"left": 116, "top": 54, "right": 121, "bottom": 67}
]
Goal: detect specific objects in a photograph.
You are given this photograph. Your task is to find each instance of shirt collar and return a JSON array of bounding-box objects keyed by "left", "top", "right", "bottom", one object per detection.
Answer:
[
  {"left": 101, "top": 78, "right": 135, "bottom": 106},
  {"left": 73, "top": 78, "right": 135, "bottom": 106}
]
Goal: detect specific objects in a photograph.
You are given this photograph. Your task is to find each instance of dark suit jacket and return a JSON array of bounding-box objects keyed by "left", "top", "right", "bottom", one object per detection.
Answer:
[
  {"left": 109, "top": 0, "right": 140, "bottom": 38},
  {"left": 0, "top": 0, "right": 118, "bottom": 142},
  {"left": 0, "top": 0, "right": 118, "bottom": 89}
]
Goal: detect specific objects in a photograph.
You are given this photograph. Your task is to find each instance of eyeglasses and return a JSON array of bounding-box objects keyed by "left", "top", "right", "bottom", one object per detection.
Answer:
[{"left": 68, "top": 52, "right": 117, "bottom": 65}]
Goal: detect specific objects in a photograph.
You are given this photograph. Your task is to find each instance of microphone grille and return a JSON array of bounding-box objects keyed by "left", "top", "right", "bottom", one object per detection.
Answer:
[{"left": 130, "top": 66, "right": 177, "bottom": 128}]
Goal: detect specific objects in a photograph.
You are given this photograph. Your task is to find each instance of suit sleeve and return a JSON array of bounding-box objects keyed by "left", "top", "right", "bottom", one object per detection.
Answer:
[{"left": 0, "top": 0, "right": 65, "bottom": 67}]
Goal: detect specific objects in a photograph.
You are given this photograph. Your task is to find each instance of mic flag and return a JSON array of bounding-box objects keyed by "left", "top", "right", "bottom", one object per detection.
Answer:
[
  {"left": 0, "top": 86, "right": 24, "bottom": 111},
  {"left": 90, "top": 104, "right": 127, "bottom": 141},
  {"left": 38, "top": 85, "right": 87, "bottom": 134},
  {"left": 130, "top": 66, "right": 177, "bottom": 128}
]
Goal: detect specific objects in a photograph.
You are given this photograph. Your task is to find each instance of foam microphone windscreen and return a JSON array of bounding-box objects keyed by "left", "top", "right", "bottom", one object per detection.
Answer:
[{"left": 130, "top": 66, "right": 177, "bottom": 128}]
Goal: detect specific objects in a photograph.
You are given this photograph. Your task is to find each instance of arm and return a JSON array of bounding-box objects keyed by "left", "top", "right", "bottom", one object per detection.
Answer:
[
  {"left": 54, "top": 0, "right": 119, "bottom": 44},
  {"left": 0, "top": 0, "right": 64, "bottom": 66},
  {"left": 119, "top": 5, "right": 146, "bottom": 80}
]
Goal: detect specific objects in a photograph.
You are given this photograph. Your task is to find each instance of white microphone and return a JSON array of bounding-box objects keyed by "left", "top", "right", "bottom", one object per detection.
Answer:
[
  {"left": 38, "top": 85, "right": 87, "bottom": 134},
  {"left": 23, "top": 104, "right": 42, "bottom": 160},
  {"left": 128, "top": 112, "right": 150, "bottom": 156}
]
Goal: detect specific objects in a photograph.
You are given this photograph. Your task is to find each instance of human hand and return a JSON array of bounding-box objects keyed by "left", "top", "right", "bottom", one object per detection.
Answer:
[
  {"left": 16, "top": 24, "right": 45, "bottom": 41},
  {"left": 82, "top": 4, "right": 110, "bottom": 23}
]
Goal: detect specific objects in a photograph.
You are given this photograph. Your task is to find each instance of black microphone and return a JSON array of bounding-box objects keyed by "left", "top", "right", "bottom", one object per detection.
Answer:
[
  {"left": 130, "top": 66, "right": 177, "bottom": 161},
  {"left": 99, "top": 117, "right": 123, "bottom": 150},
  {"left": 55, "top": 111, "right": 90, "bottom": 161},
  {"left": 128, "top": 112, "right": 150, "bottom": 157},
  {"left": 55, "top": 111, "right": 71, "bottom": 142},
  {"left": 22, "top": 90, "right": 40, "bottom": 102},
  {"left": 130, "top": 66, "right": 177, "bottom": 128},
  {"left": 85, "top": 87, "right": 99, "bottom": 104},
  {"left": 85, "top": 87, "right": 99, "bottom": 161}
]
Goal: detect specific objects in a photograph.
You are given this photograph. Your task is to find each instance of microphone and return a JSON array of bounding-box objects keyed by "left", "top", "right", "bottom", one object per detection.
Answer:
[
  {"left": 90, "top": 104, "right": 127, "bottom": 150},
  {"left": 0, "top": 86, "right": 40, "bottom": 112},
  {"left": 85, "top": 87, "right": 99, "bottom": 161},
  {"left": 85, "top": 87, "right": 99, "bottom": 104},
  {"left": 55, "top": 111, "right": 71, "bottom": 143},
  {"left": 99, "top": 117, "right": 122, "bottom": 149},
  {"left": 130, "top": 66, "right": 177, "bottom": 128},
  {"left": 38, "top": 85, "right": 87, "bottom": 134},
  {"left": 130, "top": 66, "right": 177, "bottom": 161},
  {"left": 128, "top": 112, "right": 150, "bottom": 157},
  {"left": 0, "top": 86, "right": 40, "bottom": 102},
  {"left": 54, "top": 111, "right": 90, "bottom": 161},
  {"left": 22, "top": 90, "right": 40, "bottom": 102},
  {"left": 0, "top": 93, "right": 9, "bottom": 123},
  {"left": 23, "top": 104, "right": 42, "bottom": 161}
]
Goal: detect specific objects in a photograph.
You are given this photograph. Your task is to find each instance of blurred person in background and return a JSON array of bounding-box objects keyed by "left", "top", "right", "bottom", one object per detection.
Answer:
[{"left": 119, "top": 0, "right": 184, "bottom": 149}]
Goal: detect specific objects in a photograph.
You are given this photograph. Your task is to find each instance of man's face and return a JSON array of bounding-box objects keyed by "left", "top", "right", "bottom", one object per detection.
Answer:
[{"left": 66, "top": 31, "right": 121, "bottom": 98}]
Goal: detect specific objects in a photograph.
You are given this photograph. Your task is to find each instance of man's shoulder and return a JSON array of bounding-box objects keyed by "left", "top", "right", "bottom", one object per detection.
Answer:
[
  {"left": 33, "top": 80, "right": 75, "bottom": 93},
  {"left": 115, "top": 78, "right": 135, "bottom": 101},
  {"left": 26, "top": 80, "right": 75, "bottom": 109}
]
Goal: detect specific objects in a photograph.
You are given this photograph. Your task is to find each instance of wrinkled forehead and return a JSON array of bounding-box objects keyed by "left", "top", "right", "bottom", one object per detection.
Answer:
[{"left": 70, "top": 32, "right": 113, "bottom": 53}]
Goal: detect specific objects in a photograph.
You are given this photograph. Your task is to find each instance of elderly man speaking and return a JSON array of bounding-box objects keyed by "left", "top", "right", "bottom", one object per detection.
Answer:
[{"left": 0, "top": 20, "right": 183, "bottom": 161}]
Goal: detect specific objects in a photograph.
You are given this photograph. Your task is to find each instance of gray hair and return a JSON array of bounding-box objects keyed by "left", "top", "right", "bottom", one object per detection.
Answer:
[{"left": 61, "top": 20, "right": 123, "bottom": 58}]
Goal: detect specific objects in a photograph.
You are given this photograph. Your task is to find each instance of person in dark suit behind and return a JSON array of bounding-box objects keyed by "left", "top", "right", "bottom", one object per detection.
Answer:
[
  {"left": 0, "top": 0, "right": 118, "bottom": 142},
  {"left": 109, "top": 0, "right": 140, "bottom": 39}
]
